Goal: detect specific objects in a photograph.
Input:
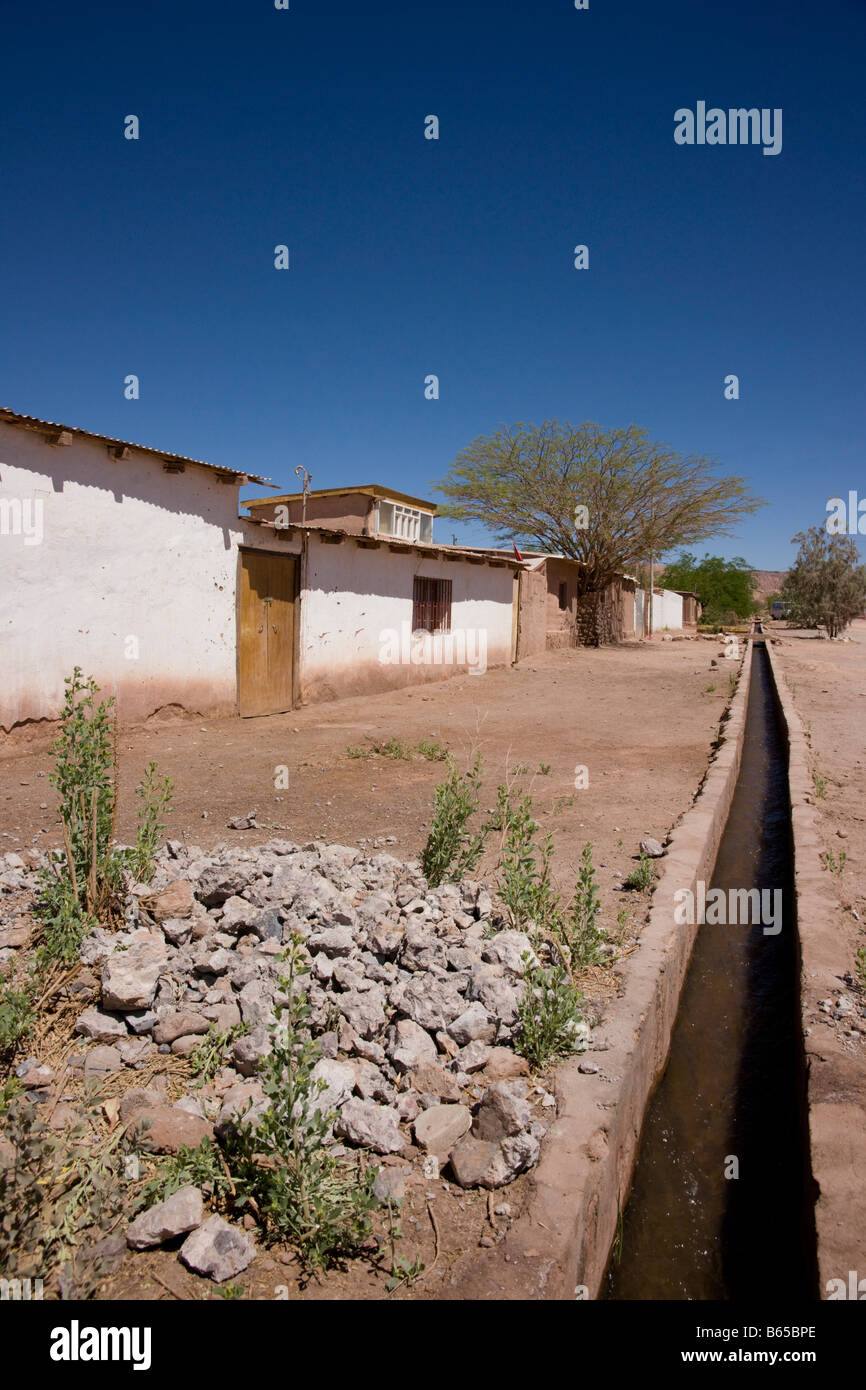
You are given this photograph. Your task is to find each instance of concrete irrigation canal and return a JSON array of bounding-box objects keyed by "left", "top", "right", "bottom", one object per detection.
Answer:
[{"left": 606, "top": 639, "right": 818, "bottom": 1300}]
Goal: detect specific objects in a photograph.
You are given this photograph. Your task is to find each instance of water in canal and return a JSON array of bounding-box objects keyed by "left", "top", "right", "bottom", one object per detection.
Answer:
[{"left": 605, "top": 643, "right": 818, "bottom": 1300}]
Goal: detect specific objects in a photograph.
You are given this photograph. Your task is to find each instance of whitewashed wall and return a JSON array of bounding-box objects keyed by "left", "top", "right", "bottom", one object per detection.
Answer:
[
  {"left": 0, "top": 420, "right": 296, "bottom": 735},
  {"left": 299, "top": 532, "right": 515, "bottom": 702}
]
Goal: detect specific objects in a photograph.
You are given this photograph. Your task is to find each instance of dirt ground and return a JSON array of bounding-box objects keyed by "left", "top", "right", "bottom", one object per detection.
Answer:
[
  {"left": 769, "top": 619, "right": 866, "bottom": 938},
  {"left": 1, "top": 637, "right": 739, "bottom": 1302},
  {"left": 0, "top": 639, "right": 734, "bottom": 930},
  {"left": 768, "top": 618, "right": 866, "bottom": 1004}
]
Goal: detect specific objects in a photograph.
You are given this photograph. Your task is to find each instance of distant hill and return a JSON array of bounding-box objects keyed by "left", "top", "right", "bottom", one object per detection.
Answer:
[{"left": 751, "top": 570, "right": 787, "bottom": 603}]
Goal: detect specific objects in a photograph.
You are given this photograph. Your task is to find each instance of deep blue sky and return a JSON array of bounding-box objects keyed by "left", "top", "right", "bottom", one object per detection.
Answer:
[{"left": 2, "top": 0, "right": 864, "bottom": 569}]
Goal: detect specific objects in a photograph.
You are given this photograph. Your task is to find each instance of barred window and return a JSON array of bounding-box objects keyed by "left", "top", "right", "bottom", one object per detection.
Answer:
[{"left": 413, "top": 576, "right": 452, "bottom": 633}]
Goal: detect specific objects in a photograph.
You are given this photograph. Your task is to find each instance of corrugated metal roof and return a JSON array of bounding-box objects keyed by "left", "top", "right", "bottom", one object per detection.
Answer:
[{"left": 0, "top": 407, "right": 275, "bottom": 487}]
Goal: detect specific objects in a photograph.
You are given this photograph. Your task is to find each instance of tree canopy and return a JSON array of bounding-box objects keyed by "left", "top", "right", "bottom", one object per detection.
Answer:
[
  {"left": 661, "top": 552, "right": 756, "bottom": 624},
  {"left": 434, "top": 421, "right": 765, "bottom": 594},
  {"left": 782, "top": 525, "right": 866, "bottom": 638}
]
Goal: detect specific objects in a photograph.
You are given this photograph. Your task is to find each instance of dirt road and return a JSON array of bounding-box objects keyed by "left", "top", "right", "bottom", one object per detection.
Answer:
[{"left": 0, "top": 639, "right": 733, "bottom": 939}]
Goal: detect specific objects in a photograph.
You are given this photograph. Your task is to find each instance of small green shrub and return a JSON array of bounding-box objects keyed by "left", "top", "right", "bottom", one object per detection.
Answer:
[
  {"left": 224, "top": 937, "right": 377, "bottom": 1266},
  {"left": 37, "top": 669, "right": 172, "bottom": 965},
  {"left": 812, "top": 771, "right": 827, "bottom": 799},
  {"left": 559, "top": 843, "right": 606, "bottom": 969},
  {"left": 127, "top": 762, "right": 173, "bottom": 884},
  {"left": 624, "top": 852, "right": 656, "bottom": 893},
  {"left": 380, "top": 737, "right": 412, "bottom": 760},
  {"left": 515, "top": 955, "right": 588, "bottom": 1071},
  {"left": 491, "top": 785, "right": 560, "bottom": 933},
  {"left": 415, "top": 739, "right": 449, "bottom": 761},
  {"left": 0, "top": 982, "right": 34, "bottom": 1063},
  {"left": 421, "top": 754, "right": 487, "bottom": 888}
]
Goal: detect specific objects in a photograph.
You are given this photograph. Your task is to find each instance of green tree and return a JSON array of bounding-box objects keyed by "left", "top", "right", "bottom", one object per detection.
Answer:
[
  {"left": 661, "top": 552, "right": 756, "bottom": 624},
  {"left": 433, "top": 421, "right": 764, "bottom": 597},
  {"left": 782, "top": 525, "right": 866, "bottom": 638}
]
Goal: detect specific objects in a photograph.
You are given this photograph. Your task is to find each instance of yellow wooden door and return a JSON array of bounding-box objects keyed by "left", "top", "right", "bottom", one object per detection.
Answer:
[{"left": 239, "top": 551, "right": 295, "bottom": 716}]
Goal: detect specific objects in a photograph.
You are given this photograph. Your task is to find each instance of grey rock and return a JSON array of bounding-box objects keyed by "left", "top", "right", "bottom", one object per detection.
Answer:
[
  {"left": 334, "top": 1098, "right": 405, "bottom": 1155},
  {"left": 413, "top": 1104, "right": 472, "bottom": 1157},
  {"left": 196, "top": 866, "right": 251, "bottom": 907},
  {"left": 387, "top": 1018, "right": 438, "bottom": 1074},
  {"left": 309, "top": 1058, "right": 355, "bottom": 1114},
  {"left": 179, "top": 1215, "right": 256, "bottom": 1282},
  {"left": 392, "top": 975, "right": 466, "bottom": 1031},
  {"left": 75, "top": 1008, "right": 127, "bottom": 1042},
  {"left": 481, "top": 931, "right": 538, "bottom": 975},
  {"left": 452, "top": 1039, "right": 491, "bottom": 1073},
  {"left": 640, "top": 837, "right": 665, "bottom": 858},
  {"left": 466, "top": 967, "right": 523, "bottom": 1026},
  {"left": 447, "top": 1001, "right": 497, "bottom": 1046},
  {"left": 307, "top": 925, "right": 355, "bottom": 957},
  {"left": 153, "top": 1010, "right": 210, "bottom": 1045},
  {"left": 232, "top": 1025, "right": 271, "bottom": 1076},
  {"left": 126, "top": 1185, "right": 204, "bottom": 1249},
  {"left": 336, "top": 984, "right": 387, "bottom": 1039},
  {"left": 101, "top": 938, "right": 166, "bottom": 1011},
  {"left": 373, "top": 1167, "right": 407, "bottom": 1205},
  {"left": 473, "top": 1080, "right": 531, "bottom": 1141},
  {"left": 84, "top": 1045, "right": 122, "bottom": 1076},
  {"left": 126, "top": 1009, "right": 159, "bottom": 1035}
]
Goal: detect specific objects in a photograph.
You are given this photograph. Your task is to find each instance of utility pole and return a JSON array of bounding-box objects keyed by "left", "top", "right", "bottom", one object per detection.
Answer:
[{"left": 294, "top": 465, "right": 312, "bottom": 524}]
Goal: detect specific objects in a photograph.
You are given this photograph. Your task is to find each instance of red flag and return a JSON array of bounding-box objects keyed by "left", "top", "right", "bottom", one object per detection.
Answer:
[{"left": 512, "top": 542, "right": 523, "bottom": 561}]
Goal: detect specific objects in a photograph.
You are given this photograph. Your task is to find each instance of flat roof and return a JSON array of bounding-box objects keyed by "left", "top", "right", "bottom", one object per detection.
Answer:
[
  {"left": 244, "top": 516, "right": 521, "bottom": 567},
  {"left": 245, "top": 484, "right": 436, "bottom": 512},
  {"left": 0, "top": 407, "right": 274, "bottom": 487}
]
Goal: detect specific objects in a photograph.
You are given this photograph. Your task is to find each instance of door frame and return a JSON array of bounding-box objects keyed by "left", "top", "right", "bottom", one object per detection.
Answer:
[{"left": 235, "top": 545, "right": 302, "bottom": 716}]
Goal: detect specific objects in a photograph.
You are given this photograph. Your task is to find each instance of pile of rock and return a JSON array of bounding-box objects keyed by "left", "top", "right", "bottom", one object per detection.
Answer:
[{"left": 3, "top": 842, "right": 585, "bottom": 1214}]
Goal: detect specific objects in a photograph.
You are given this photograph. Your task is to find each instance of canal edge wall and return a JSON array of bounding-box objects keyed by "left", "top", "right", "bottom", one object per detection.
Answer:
[
  {"left": 445, "top": 641, "right": 755, "bottom": 1300},
  {"left": 765, "top": 639, "right": 866, "bottom": 1297}
]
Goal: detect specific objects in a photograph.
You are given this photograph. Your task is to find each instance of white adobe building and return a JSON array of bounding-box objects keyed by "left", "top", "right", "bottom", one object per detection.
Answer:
[{"left": 0, "top": 409, "right": 518, "bottom": 741}]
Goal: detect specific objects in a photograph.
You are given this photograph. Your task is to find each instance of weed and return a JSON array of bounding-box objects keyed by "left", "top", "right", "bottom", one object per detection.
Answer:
[
  {"left": 812, "top": 771, "right": 827, "bottom": 799},
  {"left": 346, "top": 745, "right": 375, "bottom": 761},
  {"left": 189, "top": 1023, "right": 249, "bottom": 1088},
  {"left": 855, "top": 947, "right": 866, "bottom": 993},
  {"left": 415, "top": 739, "right": 449, "bottom": 762},
  {"left": 489, "top": 785, "right": 560, "bottom": 933},
  {"left": 215, "top": 1282, "right": 244, "bottom": 1300},
  {"left": 224, "top": 936, "right": 377, "bottom": 1266},
  {"left": 137, "top": 1137, "right": 232, "bottom": 1209},
  {"left": 824, "top": 850, "right": 847, "bottom": 878},
  {"left": 537, "top": 763, "right": 551, "bottom": 776},
  {"left": 514, "top": 954, "right": 588, "bottom": 1070},
  {"left": 387, "top": 1254, "right": 425, "bottom": 1292},
  {"left": 558, "top": 843, "right": 606, "bottom": 970},
  {"left": 380, "top": 737, "right": 412, "bottom": 760},
  {"left": 421, "top": 754, "right": 488, "bottom": 888},
  {"left": 0, "top": 981, "right": 34, "bottom": 1063},
  {"left": 127, "top": 762, "right": 173, "bottom": 884},
  {"left": 37, "top": 669, "right": 171, "bottom": 966},
  {"left": 623, "top": 853, "right": 655, "bottom": 893},
  {"left": 702, "top": 684, "right": 716, "bottom": 695}
]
